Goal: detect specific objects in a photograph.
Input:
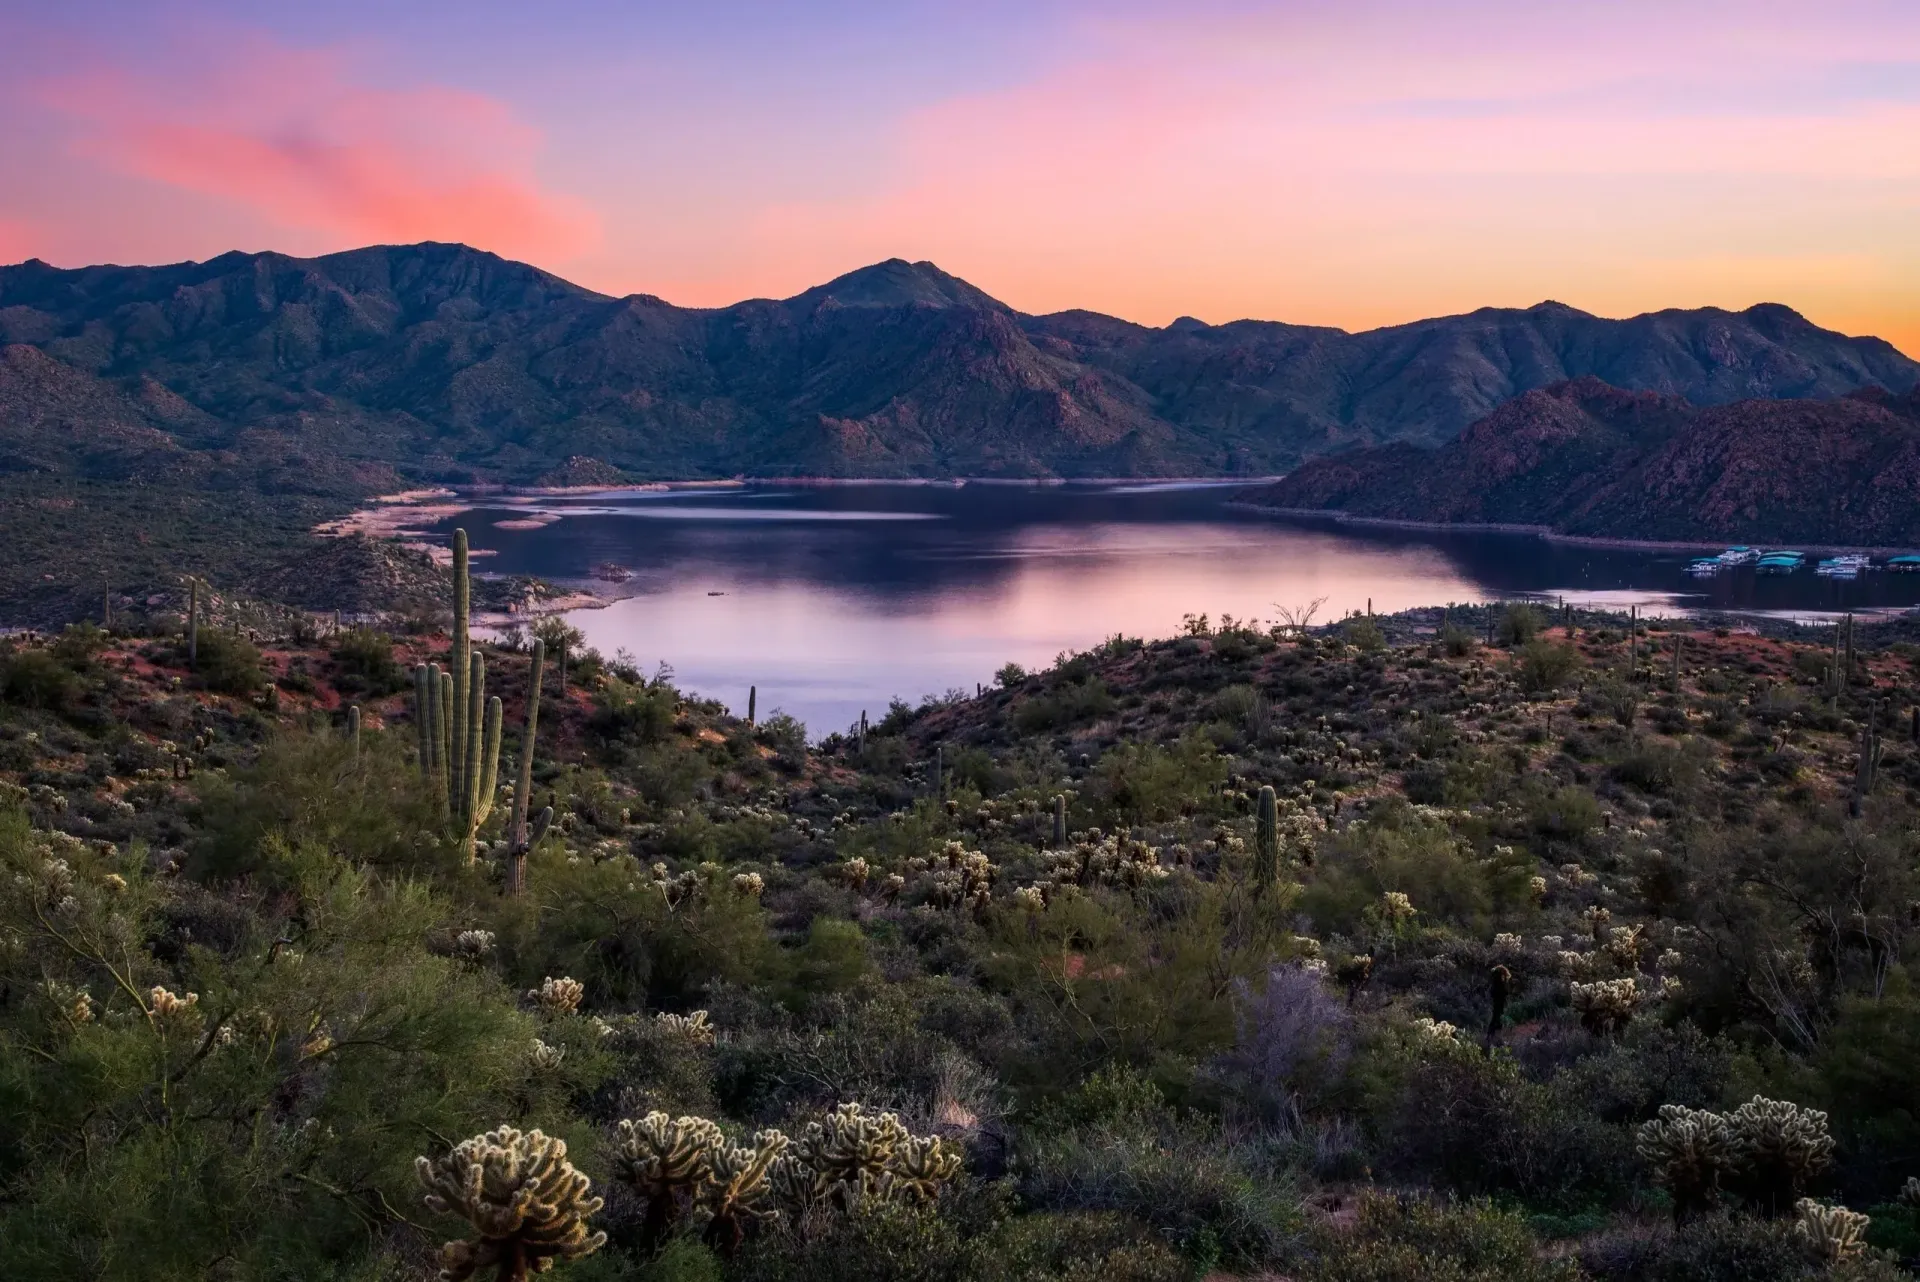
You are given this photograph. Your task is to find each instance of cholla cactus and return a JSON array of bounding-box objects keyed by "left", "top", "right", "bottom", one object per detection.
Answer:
[
  {"left": 1010, "top": 885, "right": 1046, "bottom": 912},
  {"left": 924, "top": 842, "right": 997, "bottom": 911},
  {"left": 416, "top": 1126, "right": 606, "bottom": 1282},
  {"left": 529, "top": 1039, "right": 566, "bottom": 1070},
  {"left": 1410, "top": 1016, "right": 1461, "bottom": 1046},
  {"left": 1793, "top": 1199, "right": 1869, "bottom": 1265},
  {"left": 840, "top": 857, "right": 871, "bottom": 890},
  {"left": 611, "top": 1112, "right": 724, "bottom": 1243},
  {"left": 880, "top": 874, "right": 906, "bottom": 901},
  {"left": 654, "top": 1009, "right": 717, "bottom": 1047},
  {"left": 883, "top": 1133, "right": 962, "bottom": 1205},
  {"left": 1603, "top": 925, "right": 1646, "bottom": 971},
  {"left": 1899, "top": 1176, "right": 1920, "bottom": 1209},
  {"left": 1637, "top": 1105, "right": 1740, "bottom": 1222},
  {"left": 1570, "top": 977, "right": 1640, "bottom": 1036},
  {"left": 1529, "top": 875, "right": 1549, "bottom": 900},
  {"left": 731, "top": 872, "right": 764, "bottom": 898},
  {"left": 42, "top": 980, "right": 94, "bottom": 1025},
  {"left": 1492, "top": 932, "right": 1524, "bottom": 954},
  {"left": 454, "top": 929, "right": 496, "bottom": 958},
  {"left": 1730, "top": 1096, "right": 1834, "bottom": 1216},
  {"left": 526, "top": 977, "right": 585, "bottom": 1017},
  {"left": 148, "top": 986, "right": 200, "bottom": 1023},
  {"left": 788, "top": 1102, "right": 909, "bottom": 1210},
  {"left": 1581, "top": 904, "right": 1612, "bottom": 939},
  {"left": 703, "top": 1130, "right": 790, "bottom": 1254},
  {"left": 1382, "top": 892, "right": 1415, "bottom": 924},
  {"left": 776, "top": 1102, "right": 961, "bottom": 1213},
  {"left": 1037, "top": 833, "right": 1169, "bottom": 892}
]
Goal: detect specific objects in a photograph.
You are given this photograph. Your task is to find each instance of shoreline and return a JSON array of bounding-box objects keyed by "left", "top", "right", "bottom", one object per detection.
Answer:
[{"left": 1228, "top": 503, "right": 1920, "bottom": 557}]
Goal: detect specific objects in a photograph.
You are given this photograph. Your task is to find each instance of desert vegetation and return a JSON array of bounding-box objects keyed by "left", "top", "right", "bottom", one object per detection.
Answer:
[{"left": 2, "top": 544, "right": 1918, "bottom": 1280}]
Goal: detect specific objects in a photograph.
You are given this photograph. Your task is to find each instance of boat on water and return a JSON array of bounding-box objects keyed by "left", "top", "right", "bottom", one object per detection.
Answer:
[
  {"left": 1755, "top": 551, "right": 1805, "bottom": 575},
  {"left": 1685, "top": 558, "right": 1722, "bottom": 577},
  {"left": 1889, "top": 555, "right": 1920, "bottom": 573},
  {"left": 1718, "top": 546, "right": 1760, "bottom": 565},
  {"left": 1815, "top": 558, "right": 1860, "bottom": 579}
]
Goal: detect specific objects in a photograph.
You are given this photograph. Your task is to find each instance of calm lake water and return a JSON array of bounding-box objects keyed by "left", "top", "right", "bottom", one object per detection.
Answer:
[{"left": 435, "top": 483, "right": 1920, "bottom": 738}]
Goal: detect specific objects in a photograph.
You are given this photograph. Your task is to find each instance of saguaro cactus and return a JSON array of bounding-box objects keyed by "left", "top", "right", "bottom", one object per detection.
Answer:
[
  {"left": 1849, "top": 703, "right": 1881, "bottom": 818},
  {"left": 409, "top": 529, "right": 515, "bottom": 859},
  {"left": 506, "top": 639, "right": 546, "bottom": 896},
  {"left": 1052, "top": 794, "right": 1067, "bottom": 848},
  {"left": 187, "top": 577, "right": 200, "bottom": 669},
  {"left": 747, "top": 684, "right": 756, "bottom": 725},
  {"left": 347, "top": 705, "right": 361, "bottom": 761},
  {"left": 1253, "top": 785, "right": 1280, "bottom": 893}
]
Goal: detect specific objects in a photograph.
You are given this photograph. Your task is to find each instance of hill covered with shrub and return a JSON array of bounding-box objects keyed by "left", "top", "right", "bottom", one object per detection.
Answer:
[{"left": 2, "top": 562, "right": 1919, "bottom": 1280}]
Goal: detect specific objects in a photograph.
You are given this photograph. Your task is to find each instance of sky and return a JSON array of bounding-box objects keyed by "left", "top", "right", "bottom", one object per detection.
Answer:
[{"left": 1, "top": 0, "right": 1917, "bottom": 355}]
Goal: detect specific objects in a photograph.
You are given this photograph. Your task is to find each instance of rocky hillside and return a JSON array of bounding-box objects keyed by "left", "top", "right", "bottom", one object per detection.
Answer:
[
  {"left": 2, "top": 242, "right": 1913, "bottom": 482},
  {"left": 1245, "top": 379, "right": 1920, "bottom": 546}
]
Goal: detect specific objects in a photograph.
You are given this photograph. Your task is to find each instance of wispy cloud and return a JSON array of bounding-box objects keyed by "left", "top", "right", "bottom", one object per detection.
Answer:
[{"left": 33, "top": 32, "right": 600, "bottom": 261}]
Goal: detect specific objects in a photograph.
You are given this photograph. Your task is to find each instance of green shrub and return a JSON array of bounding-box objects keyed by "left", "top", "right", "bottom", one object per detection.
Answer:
[
  {"left": 1499, "top": 604, "right": 1545, "bottom": 647},
  {"left": 194, "top": 628, "right": 266, "bottom": 694},
  {"left": 0, "top": 648, "right": 80, "bottom": 709},
  {"left": 1517, "top": 639, "right": 1580, "bottom": 694},
  {"left": 1301, "top": 1192, "right": 1579, "bottom": 1282}
]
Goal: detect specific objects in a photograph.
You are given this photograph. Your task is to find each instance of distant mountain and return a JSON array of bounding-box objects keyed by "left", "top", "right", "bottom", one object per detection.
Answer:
[
  {"left": 1244, "top": 378, "right": 1920, "bottom": 546},
  {"left": 1, "top": 242, "right": 1914, "bottom": 484}
]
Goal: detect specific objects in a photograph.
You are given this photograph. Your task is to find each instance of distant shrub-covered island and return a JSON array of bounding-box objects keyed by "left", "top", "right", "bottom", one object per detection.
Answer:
[{"left": 2, "top": 536, "right": 1919, "bottom": 1280}]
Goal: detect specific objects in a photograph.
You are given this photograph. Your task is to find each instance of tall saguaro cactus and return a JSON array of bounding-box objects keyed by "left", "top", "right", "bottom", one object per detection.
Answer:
[
  {"left": 187, "top": 577, "right": 200, "bottom": 669},
  {"left": 410, "top": 528, "right": 511, "bottom": 859},
  {"left": 506, "top": 640, "right": 547, "bottom": 895},
  {"left": 1253, "top": 785, "right": 1280, "bottom": 894}
]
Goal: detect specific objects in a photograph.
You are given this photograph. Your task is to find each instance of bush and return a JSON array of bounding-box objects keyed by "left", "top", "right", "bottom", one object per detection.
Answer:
[
  {"left": 1345, "top": 616, "right": 1386, "bottom": 653},
  {"left": 330, "top": 627, "right": 407, "bottom": 696},
  {"left": 0, "top": 648, "right": 80, "bottom": 709},
  {"left": 1015, "top": 678, "right": 1115, "bottom": 733},
  {"left": 1301, "top": 1192, "right": 1579, "bottom": 1282},
  {"left": 195, "top": 628, "right": 266, "bottom": 694},
  {"left": 1518, "top": 640, "right": 1580, "bottom": 694},
  {"left": 1441, "top": 624, "right": 1477, "bottom": 657},
  {"left": 1499, "top": 605, "right": 1545, "bottom": 646}
]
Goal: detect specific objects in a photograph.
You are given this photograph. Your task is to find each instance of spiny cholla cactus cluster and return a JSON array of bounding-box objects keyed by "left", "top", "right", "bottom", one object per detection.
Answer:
[
  {"left": 1637, "top": 1105, "right": 1740, "bottom": 1221},
  {"left": 779, "top": 1102, "right": 961, "bottom": 1211},
  {"left": 454, "top": 929, "right": 496, "bottom": 958},
  {"left": 1731, "top": 1095, "right": 1835, "bottom": 1215},
  {"left": 904, "top": 842, "right": 996, "bottom": 912},
  {"left": 42, "top": 979, "right": 94, "bottom": 1025},
  {"left": 1900, "top": 1176, "right": 1920, "bottom": 1209},
  {"left": 1033, "top": 831, "right": 1170, "bottom": 895},
  {"left": 731, "top": 872, "right": 764, "bottom": 898},
  {"left": 654, "top": 1009, "right": 716, "bottom": 1047},
  {"left": 610, "top": 1103, "right": 961, "bottom": 1251},
  {"left": 1793, "top": 1199, "right": 1870, "bottom": 1265},
  {"left": 416, "top": 1126, "right": 606, "bottom": 1281},
  {"left": 525, "top": 976, "right": 584, "bottom": 1017},
  {"left": 148, "top": 985, "right": 201, "bottom": 1023},
  {"left": 1570, "top": 977, "right": 1640, "bottom": 1035},
  {"left": 1636, "top": 1096, "right": 1835, "bottom": 1220}
]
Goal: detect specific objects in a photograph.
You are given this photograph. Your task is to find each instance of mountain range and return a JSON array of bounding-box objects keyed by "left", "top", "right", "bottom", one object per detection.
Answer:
[
  {"left": 3, "top": 241, "right": 1915, "bottom": 485},
  {"left": 1243, "top": 377, "right": 1920, "bottom": 546}
]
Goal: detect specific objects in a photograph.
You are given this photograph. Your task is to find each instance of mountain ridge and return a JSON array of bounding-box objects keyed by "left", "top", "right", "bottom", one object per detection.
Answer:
[
  {"left": 1242, "top": 377, "right": 1920, "bottom": 546},
  {"left": 0, "top": 241, "right": 1914, "bottom": 487}
]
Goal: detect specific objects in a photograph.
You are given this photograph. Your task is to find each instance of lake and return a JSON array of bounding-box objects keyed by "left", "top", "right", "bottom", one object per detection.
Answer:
[{"left": 433, "top": 483, "right": 1920, "bottom": 738}]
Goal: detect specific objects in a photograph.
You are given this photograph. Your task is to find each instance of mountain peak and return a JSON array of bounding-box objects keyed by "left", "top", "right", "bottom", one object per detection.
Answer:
[{"left": 786, "top": 258, "right": 1009, "bottom": 313}]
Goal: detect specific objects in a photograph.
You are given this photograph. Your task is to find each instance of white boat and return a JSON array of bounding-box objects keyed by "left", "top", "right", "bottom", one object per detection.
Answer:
[
  {"left": 1718, "top": 546, "right": 1760, "bottom": 565},
  {"left": 1685, "top": 558, "right": 1722, "bottom": 577}
]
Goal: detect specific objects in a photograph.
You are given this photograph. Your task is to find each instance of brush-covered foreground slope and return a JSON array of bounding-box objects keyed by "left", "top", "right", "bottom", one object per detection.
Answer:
[
  {"left": 1247, "top": 377, "right": 1920, "bottom": 545},
  {"left": 3, "top": 243, "right": 1913, "bottom": 484},
  {"left": 4, "top": 602, "right": 1920, "bottom": 1280}
]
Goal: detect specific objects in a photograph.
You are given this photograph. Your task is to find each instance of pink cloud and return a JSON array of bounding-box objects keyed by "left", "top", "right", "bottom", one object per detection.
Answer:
[{"left": 34, "top": 36, "right": 599, "bottom": 262}]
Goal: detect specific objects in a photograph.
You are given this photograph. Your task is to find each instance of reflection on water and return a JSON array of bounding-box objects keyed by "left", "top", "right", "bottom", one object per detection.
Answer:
[{"left": 430, "top": 483, "right": 1920, "bottom": 738}]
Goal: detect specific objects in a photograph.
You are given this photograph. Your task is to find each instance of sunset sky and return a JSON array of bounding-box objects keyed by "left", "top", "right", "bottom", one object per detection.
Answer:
[{"left": 2, "top": 0, "right": 1916, "bottom": 354}]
